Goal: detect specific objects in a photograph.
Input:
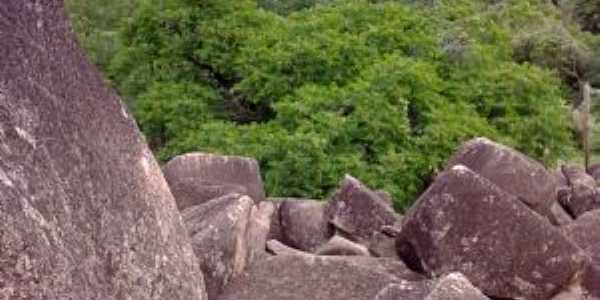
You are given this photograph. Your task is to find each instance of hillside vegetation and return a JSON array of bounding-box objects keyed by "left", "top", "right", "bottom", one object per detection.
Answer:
[{"left": 66, "top": 0, "right": 600, "bottom": 210}]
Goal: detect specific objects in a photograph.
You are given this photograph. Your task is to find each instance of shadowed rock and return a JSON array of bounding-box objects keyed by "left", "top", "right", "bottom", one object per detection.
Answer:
[
  {"left": 266, "top": 239, "right": 309, "bottom": 256},
  {"left": 551, "top": 202, "right": 573, "bottom": 226},
  {"left": 447, "top": 138, "right": 557, "bottom": 219},
  {"left": 217, "top": 254, "right": 424, "bottom": 300},
  {"left": 561, "top": 165, "right": 600, "bottom": 217},
  {"left": 326, "top": 175, "right": 398, "bottom": 242},
  {"left": 397, "top": 165, "right": 586, "bottom": 299},
  {"left": 183, "top": 194, "right": 254, "bottom": 299},
  {"left": 163, "top": 152, "right": 265, "bottom": 210},
  {"left": 0, "top": 1, "right": 205, "bottom": 299},
  {"left": 315, "top": 235, "right": 370, "bottom": 256},
  {"left": 587, "top": 163, "right": 600, "bottom": 182},
  {"left": 369, "top": 231, "right": 400, "bottom": 259},
  {"left": 280, "top": 198, "right": 332, "bottom": 252},
  {"left": 266, "top": 198, "right": 284, "bottom": 242}
]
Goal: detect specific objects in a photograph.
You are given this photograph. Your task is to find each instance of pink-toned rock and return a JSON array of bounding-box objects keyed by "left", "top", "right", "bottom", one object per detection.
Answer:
[
  {"left": 561, "top": 165, "right": 600, "bottom": 217},
  {"left": 326, "top": 175, "right": 398, "bottom": 242},
  {"left": 163, "top": 152, "right": 265, "bottom": 210},
  {"left": 397, "top": 165, "right": 586, "bottom": 299},
  {"left": 315, "top": 235, "right": 371, "bottom": 256},
  {"left": 447, "top": 138, "right": 557, "bottom": 220},
  {"left": 280, "top": 198, "right": 332, "bottom": 252},
  {"left": 564, "top": 210, "right": 600, "bottom": 298}
]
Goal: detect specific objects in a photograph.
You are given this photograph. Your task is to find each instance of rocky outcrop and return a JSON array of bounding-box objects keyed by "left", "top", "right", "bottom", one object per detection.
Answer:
[
  {"left": 446, "top": 138, "right": 558, "bottom": 220},
  {"left": 0, "top": 1, "right": 206, "bottom": 299},
  {"left": 397, "top": 165, "right": 586, "bottom": 299},
  {"left": 563, "top": 210, "right": 600, "bottom": 298},
  {"left": 163, "top": 152, "right": 266, "bottom": 210}
]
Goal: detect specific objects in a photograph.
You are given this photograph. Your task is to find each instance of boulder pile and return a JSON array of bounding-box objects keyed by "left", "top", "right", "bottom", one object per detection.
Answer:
[{"left": 1, "top": 1, "right": 599, "bottom": 299}]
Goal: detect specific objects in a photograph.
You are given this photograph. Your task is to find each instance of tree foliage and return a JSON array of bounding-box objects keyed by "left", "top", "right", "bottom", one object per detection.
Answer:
[{"left": 67, "top": 0, "right": 589, "bottom": 210}]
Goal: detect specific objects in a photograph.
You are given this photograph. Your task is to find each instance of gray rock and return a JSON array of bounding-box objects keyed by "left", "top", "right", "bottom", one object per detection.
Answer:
[
  {"left": 163, "top": 152, "right": 265, "bottom": 209},
  {"left": 588, "top": 163, "right": 600, "bottom": 182},
  {"left": 326, "top": 175, "right": 398, "bottom": 242},
  {"left": 183, "top": 194, "right": 254, "bottom": 299},
  {"left": 0, "top": 1, "right": 206, "bottom": 299},
  {"left": 246, "top": 201, "right": 275, "bottom": 264},
  {"left": 280, "top": 198, "right": 332, "bottom": 252},
  {"left": 397, "top": 165, "right": 586, "bottom": 300},
  {"left": 582, "top": 264, "right": 600, "bottom": 299},
  {"left": 425, "top": 273, "right": 489, "bottom": 300},
  {"left": 266, "top": 198, "right": 284, "bottom": 242},
  {"left": 315, "top": 235, "right": 371, "bottom": 256},
  {"left": 447, "top": 138, "right": 557, "bottom": 220},
  {"left": 374, "top": 281, "right": 432, "bottom": 300},
  {"left": 217, "top": 254, "right": 423, "bottom": 300},
  {"left": 561, "top": 165, "right": 600, "bottom": 218}
]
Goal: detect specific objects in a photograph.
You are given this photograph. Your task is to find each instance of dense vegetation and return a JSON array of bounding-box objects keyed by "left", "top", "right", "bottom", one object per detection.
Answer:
[{"left": 66, "top": 0, "right": 600, "bottom": 210}]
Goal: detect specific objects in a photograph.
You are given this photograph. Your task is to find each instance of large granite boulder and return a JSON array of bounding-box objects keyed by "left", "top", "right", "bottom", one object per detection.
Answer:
[
  {"left": 279, "top": 198, "right": 332, "bottom": 252},
  {"left": 182, "top": 194, "right": 254, "bottom": 299},
  {"left": 397, "top": 165, "right": 586, "bottom": 299},
  {"left": 564, "top": 210, "right": 600, "bottom": 298},
  {"left": 217, "top": 254, "right": 423, "bottom": 300},
  {"left": 163, "top": 152, "right": 265, "bottom": 210},
  {"left": 0, "top": 1, "right": 206, "bottom": 299},
  {"left": 246, "top": 201, "right": 275, "bottom": 264},
  {"left": 446, "top": 138, "right": 557, "bottom": 220},
  {"left": 326, "top": 175, "right": 399, "bottom": 242},
  {"left": 561, "top": 165, "right": 600, "bottom": 218}
]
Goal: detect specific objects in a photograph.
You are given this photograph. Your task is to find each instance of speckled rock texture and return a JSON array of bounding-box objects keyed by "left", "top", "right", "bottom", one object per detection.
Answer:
[
  {"left": 397, "top": 165, "right": 586, "bottom": 300},
  {"left": 561, "top": 165, "right": 600, "bottom": 218},
  {"left": 163, "top": 152, "right": 266, "bottom": 210},
  {"left": 326, "top": 175, "right": 399, "bottom": 242},
  {"left": 0, "top": 1, "right": 206, "bottom": 299},
  {"left": 216, "top": 254, "right": 424, "bottom": 300},
  {"left": 564, "top": 210, "right": 600, "bottom": 298},
  {"left": 446, "top": 137, "right": 558, "bottom": 220},
  {"left": 425, "top": 273, "right": 490, "bottom": 300},
  {"left": 279, "top": 198, "right": 332, "bottom": 252},
  {"left": 182, "top": 194, "right": 254, "bottom": 299}
]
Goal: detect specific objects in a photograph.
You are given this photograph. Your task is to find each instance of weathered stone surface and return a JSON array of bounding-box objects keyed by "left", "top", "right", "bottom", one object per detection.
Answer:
[
  {"left": 183, "top": 194, "right": 254, "bottom": 299},
  {"left": 369, "top": 231, "right": 400, "bottom": 259},
  {"left": 559, "top": 211, "right": 600, "bottom": 297},
  {"left": 166, "top": 177, "right": 248, "bottom": 211},
  {"left": 397, "top": 165, "right": 586, "bottom": 300},
  {"left": 425, "top": 273, "right": 489, "bottom": 300},
  {"left": 447, "top": 137, "right": 557, "bottom": 219},
  {"left": 217, "top": 254, "right": 423, "bottom": 300},
  {"left": 315, "top": 235, "right": 370, "bottom": 256},
  {"left": 326, "top": 175, "right": 398, "bottom": 242},
  {"left": 0, "top": 1, "right": 206, "bottom": 299},
  {"left": 163, "top": 152, "right": 265, "bottom": 209},
  {"left": 280, "top": 198, "right": 332, "bottom": 252},
  {"left": 246, "top": 201, "right": 274, "bottom": 264},
  {"left": 266, "top": 239, "right": 309, "bottom": 256},
  {"left": 374, "top": 281, "right": 432, "bottom": 300},
  {"left": 561, "top": 165, "right": 600, "bottom": 217}
]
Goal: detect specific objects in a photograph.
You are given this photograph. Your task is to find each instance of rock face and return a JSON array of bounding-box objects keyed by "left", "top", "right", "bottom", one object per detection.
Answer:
[
  {"left": 0, "top": 1, "right": 206, "bottom": 299},
  {"left": 315, "top": 235, "right": 370, "bottom": 256},
  {"left": 564, "top": 210, "right": 600, "bottom": 298},
  {"left": 326, "top": 175, "right": 399, "bottom": 242},
  {"left": 217, "top": 254, "right": 423, "bottom": 300},
  {"left": 446, "top": 138, "right": 557, "bottom": 219},
  {"left": 561, "top": 165, "right": 600, "bottom": 217},
  {"left": 397, "top": 165, "right": 586, "bottom": 299},
  {"left": 182, "top": 194, "right": 254, "bottom": 299},
  {"left": 425, "top": 273, "right": 490, "bottom": 300},
  {"left": 279, "top": 198, "right": 332, "bottom": 252},
  {"left": 163, "top": 152, "right": 266, "bottom": 210}
]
